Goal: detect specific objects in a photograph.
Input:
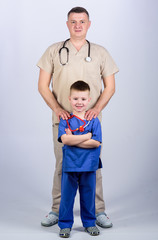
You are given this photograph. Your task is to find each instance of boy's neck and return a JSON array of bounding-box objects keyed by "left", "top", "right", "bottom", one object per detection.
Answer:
[{"left": 72, "top": 111, "right": 86, "bottom": 119}]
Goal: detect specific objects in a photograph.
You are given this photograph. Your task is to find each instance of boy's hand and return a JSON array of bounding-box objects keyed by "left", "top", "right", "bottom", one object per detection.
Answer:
[
  {"left": 87, "top": 132, "right": 92, "bottom": 139},
  {"left": 65, "top": 128, "right": 72, "bottom": 135}
]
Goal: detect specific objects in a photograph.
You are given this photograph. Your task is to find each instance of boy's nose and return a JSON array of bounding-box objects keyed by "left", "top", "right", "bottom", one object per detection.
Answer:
[{"left": 77, "top": 99, "right": 82, "bottom": 104}]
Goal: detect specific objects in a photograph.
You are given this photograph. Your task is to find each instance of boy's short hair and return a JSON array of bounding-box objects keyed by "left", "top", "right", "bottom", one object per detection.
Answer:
[
  {"left": 67, "top": 7, "right": 89, "bottom": 19},
  {"left": 70, "top": 80, "right": 90, "bottom": 92}
]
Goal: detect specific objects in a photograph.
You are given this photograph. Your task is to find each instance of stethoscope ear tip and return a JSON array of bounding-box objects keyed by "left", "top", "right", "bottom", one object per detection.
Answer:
[{"left": 85, "top": 57, "right": 92, "bottom": 62}]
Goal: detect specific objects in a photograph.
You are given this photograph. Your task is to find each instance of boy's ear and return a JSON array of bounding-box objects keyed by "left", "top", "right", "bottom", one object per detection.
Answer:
[
  {"left": 88, "top": 97, "right": 91, "bottom": 102},
  {"left": 68, "top": 96, "right": 71, "bottom": 102}
]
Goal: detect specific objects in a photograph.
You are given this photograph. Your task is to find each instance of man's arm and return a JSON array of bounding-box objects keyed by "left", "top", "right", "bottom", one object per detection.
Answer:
[
  {"left": 38, "top": 68, "right": 70, "bottom": 120},
  {"left": 85, "top": 74, "right": 115, "bottom": 120}
]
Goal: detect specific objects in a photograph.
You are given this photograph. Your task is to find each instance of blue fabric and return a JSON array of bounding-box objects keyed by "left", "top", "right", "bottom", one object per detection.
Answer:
[
  {"left": 58, "top": 115, "right": 102, "bottom": 172},
  {"left": 58, "top": 171, "right": 96, "bottom": 229}
]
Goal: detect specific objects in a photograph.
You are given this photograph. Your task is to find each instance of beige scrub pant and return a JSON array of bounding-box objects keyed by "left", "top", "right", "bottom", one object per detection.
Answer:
[{"left": 51, "top": 123, "right": 105, "bottom": 214}]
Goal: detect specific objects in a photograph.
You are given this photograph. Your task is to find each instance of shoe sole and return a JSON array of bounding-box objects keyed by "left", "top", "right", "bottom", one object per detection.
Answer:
[
  {"left": 41, "top": 219, "right": 58, "bottom": 227},
  {"left": 85, "top": 228, "right": 100, "bottom": 236},
  {"left": 59, "top": 234, "right": 70, "bottom": 238},
  {"left": 96, "top": 221, "right": 113, "bottom": 228}
]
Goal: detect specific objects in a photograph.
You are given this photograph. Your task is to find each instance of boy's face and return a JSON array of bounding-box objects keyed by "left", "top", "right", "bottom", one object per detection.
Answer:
[{"left": 69, "top": 89, "right": 91, "bottom": 113}]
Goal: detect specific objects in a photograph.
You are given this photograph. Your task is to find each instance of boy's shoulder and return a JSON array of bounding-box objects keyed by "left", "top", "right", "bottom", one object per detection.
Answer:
[
  {"left": 91, "top": 117, "right": 100, "bottom": 124},
  {"left": 59, "top": 118, "right": 68, "bottom": 128}
]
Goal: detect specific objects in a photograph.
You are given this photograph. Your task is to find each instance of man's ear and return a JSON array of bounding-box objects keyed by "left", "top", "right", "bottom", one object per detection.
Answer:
[{"left": 88, "top": 20, "right": 91, "bottom": 29}]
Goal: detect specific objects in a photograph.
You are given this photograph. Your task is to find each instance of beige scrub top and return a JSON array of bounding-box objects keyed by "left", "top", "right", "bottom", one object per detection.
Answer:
[{"left": 37, "top": 40, "right": 119, "bottom": 123}]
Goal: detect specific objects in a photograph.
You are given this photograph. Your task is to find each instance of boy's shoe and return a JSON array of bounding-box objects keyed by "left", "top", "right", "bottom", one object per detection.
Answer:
[
  {"left": 96, "top": 212, "right": 113, "bottom": 228},
  {"left": 85, "top": 226, "right": 100, "bottom": 236},
  {"left": 59, "top": 228, "right": 71, "bottom": 238},
  {"left": 41, "top": 211, "right": 58, "bottom": 227}
]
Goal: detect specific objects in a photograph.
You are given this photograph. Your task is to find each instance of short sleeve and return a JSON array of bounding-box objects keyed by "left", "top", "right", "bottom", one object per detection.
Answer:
[
  {"left": 91, "top": 118, "right": 102, "bottom": 143},
  {"left": 100, "top": 47, "right": 119, "bottom": 78},
  {"left": 58, "top": 119, "right": 67, "bottom": 142},
  {"left": 37, "top": 46, "right": 54, "bottom": 74}
]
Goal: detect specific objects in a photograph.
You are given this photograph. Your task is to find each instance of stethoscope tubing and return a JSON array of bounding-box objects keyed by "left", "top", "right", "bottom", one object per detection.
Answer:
[{"left": 59, "top": 39, "right": 91, "bottom": 65}]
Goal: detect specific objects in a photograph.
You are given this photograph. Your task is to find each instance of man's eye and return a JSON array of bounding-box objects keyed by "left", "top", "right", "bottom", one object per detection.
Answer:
[{"left": 81, "top": 21, "right": 85, "bottom": 23}]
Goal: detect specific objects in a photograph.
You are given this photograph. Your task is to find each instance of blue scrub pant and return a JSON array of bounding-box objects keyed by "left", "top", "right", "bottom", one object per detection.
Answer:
[{"left": 58, "top": 171, "right": 96, "bottom": 229}]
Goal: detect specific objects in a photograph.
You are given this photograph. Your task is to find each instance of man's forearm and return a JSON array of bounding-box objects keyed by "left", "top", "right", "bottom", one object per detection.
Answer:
[
  {"left": 38, "top": 69, "right": 70, "bottom": 120},
  {"left": 94, "top": 85, "right": 115, "bottom": 112},
  {"left": 38, "top": 69, "right": 60, "bottom": 111},
  {"left": 85, "top": 74, "right": 115, "bottom": 120},
  {"left": 39, "top": 85, "right": 60, "bottom": 112}
]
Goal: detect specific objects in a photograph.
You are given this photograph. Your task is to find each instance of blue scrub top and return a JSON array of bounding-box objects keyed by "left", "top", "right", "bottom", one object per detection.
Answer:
[{"left": 58, "top": 115, "right": 102, "bottom": 172}]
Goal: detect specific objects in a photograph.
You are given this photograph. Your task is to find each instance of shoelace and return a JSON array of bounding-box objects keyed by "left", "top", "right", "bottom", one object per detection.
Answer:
[
  {"left": 46, "top": 213, "right": 56, "bottom": 220},
  {"left": 98, "top": 214, "right": 109, "bottom": 221},
  {"left": 60, "top": 228, "right": 70, "bottom": 234}
]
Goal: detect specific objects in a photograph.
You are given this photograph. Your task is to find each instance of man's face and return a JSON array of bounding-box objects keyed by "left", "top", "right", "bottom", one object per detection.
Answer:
[
  {"left": 66, "top": 12, "right": 91, "bottom": 40},
  {"left": 69, "top": 90, "right": 91, "bottom": 113}
]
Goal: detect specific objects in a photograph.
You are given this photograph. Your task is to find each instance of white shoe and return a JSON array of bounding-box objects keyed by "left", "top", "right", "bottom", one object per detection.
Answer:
[
  {"left": 41, "top": 211, "right": 59, "bottom": 227},
  {"left": 96, "top": 212, "right": 113, "bottom": 228}
]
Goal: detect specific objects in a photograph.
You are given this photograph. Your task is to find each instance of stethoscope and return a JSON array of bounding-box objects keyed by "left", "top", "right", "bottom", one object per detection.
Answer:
[
  {"left": 66, "top": 115, "right": 90, "bottom": 132},
  {"left": 59, "top": 38, "right": 92, "bottom": 65}
]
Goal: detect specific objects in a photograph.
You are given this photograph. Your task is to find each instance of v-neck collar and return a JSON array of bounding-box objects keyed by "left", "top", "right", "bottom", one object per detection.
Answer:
[{"left": 67, "top": 40, "right": 88, "bottom": 54}]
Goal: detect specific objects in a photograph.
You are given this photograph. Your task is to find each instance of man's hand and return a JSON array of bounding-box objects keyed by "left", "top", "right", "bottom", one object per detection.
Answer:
[
  {"left": 55, "top": 107, "right": 70, "bottom": 121},
  {"left": 85, "top": 107, "right": 100, "bottom": 120}
]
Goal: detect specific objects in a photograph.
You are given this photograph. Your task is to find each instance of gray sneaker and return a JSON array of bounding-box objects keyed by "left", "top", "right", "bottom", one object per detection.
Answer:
[
  {"left": 59, "top": 228, "right": 71, "bottom": 238},
  {"left": 85, "top": 226, "right": 100, "bottom": 236},
  {"left": 41, "top": 211, "right": 58, "bottom": 227},
  {"left": 96, "top": 212, "right": 113, "bottom": 228}
]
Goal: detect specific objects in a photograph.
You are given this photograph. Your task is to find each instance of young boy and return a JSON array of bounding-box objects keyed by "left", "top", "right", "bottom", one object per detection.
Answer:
[{"left": 58, "top": 81, "right": 102, "bottom": 238}]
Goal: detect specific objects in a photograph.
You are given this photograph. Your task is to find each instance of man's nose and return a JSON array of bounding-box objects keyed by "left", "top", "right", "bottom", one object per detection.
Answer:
[{"left": 75, "top": 22, "right": 81, "bottom": 28}]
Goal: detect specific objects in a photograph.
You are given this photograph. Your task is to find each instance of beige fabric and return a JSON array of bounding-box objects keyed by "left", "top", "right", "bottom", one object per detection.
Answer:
[
  {"left": 52, "top": 124, "right": 105, "bottom": 214},
  {"left": 37, "top": 40, "right": 119, "bottom": 123}
]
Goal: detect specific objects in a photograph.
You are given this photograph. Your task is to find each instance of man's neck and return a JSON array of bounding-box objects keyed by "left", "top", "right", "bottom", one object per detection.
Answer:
[{"left": 70, "top": 38, "right": 87, "bottom": 51}]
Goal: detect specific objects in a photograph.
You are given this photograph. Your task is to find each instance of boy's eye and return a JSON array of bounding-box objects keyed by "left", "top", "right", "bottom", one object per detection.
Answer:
[{"left": 82, "top": 98, "right": 86, "bottom": 101}]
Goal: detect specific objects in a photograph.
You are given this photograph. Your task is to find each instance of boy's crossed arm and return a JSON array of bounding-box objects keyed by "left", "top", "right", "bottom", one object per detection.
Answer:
[{"left": 61, "top": 129, "right": 100, "bottom": 148}]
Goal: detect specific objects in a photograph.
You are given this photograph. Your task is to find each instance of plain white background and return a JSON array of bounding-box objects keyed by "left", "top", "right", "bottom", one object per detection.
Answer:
[{"left": 0, "top": 0, "right": 158, "bottom": 239}]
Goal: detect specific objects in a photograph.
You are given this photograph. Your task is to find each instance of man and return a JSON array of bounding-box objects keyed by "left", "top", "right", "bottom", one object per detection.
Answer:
[{"left": 37, "top": 6, "right": 119, "bottom": 228}]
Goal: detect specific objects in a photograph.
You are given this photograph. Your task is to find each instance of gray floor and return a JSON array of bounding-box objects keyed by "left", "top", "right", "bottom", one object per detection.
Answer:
[{"left": 1, "top": 184, "right": 158, "bottom": 240}]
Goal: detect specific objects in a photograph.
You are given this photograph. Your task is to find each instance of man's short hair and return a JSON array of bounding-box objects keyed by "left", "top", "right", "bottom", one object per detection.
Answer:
[
  {"left": 70, "top": 80, "right": 90, "bottom": 92},
  {"left": 67, "top": 7, "right": 89, "bottom": 19}
]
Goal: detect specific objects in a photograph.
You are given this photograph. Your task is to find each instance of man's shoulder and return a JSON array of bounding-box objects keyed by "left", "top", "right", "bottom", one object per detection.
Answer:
[
  {"left": 90, "top": 42, "right": 109, "bottom": 54},
  {"left": 47, "top": 41, "right": 64, "bottom": 50}
]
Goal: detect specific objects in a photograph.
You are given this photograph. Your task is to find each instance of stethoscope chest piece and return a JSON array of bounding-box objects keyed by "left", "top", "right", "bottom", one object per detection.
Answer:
[{"left": 85, "top": 56, "right": 92, "bottom": 62}]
